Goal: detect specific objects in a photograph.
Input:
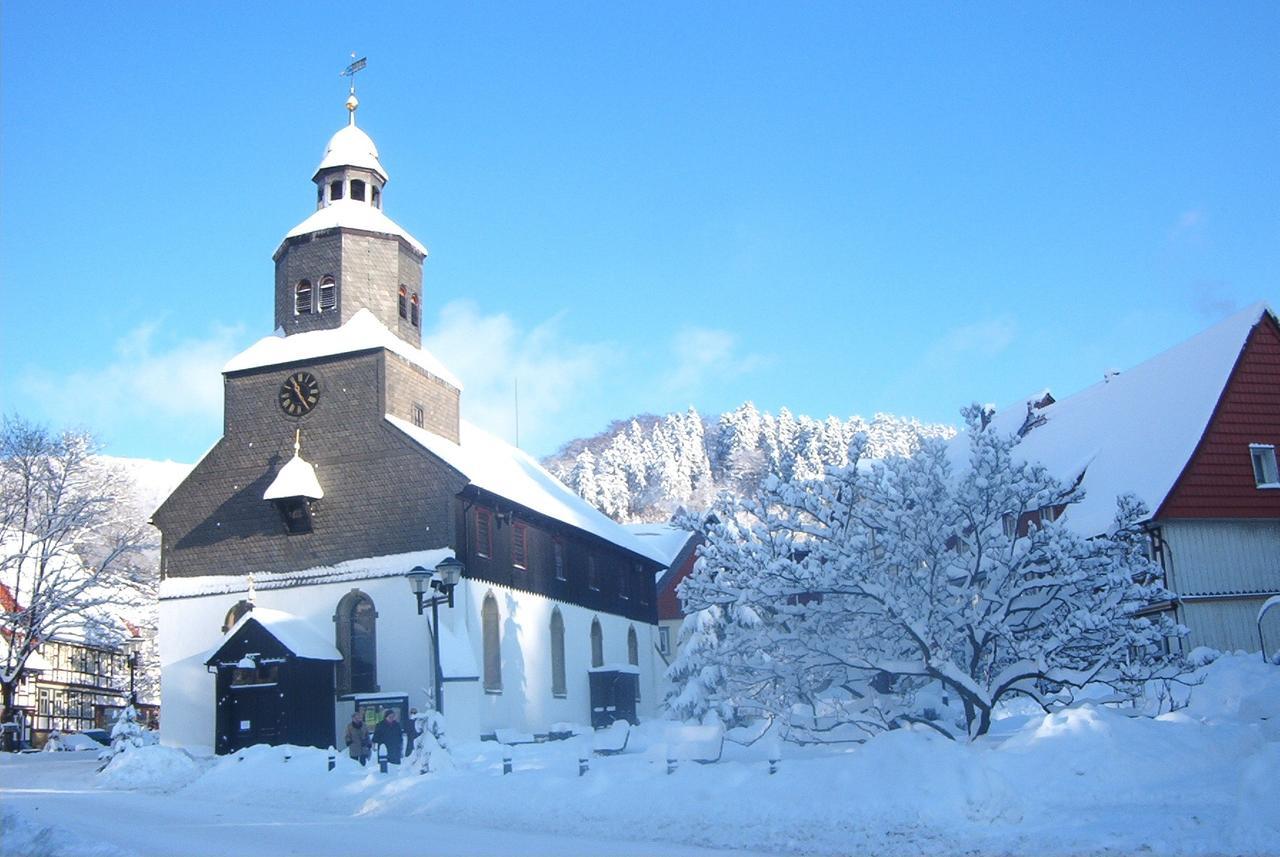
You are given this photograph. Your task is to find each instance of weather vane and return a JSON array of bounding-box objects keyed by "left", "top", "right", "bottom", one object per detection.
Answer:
[{"left": 341, "top": 53, "right": 367, "bottom": 95}]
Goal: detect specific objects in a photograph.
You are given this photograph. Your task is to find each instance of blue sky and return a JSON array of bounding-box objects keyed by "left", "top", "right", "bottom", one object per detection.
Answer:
[{"left": 2, "top": 3, "right": 1277, "bottom": 462}]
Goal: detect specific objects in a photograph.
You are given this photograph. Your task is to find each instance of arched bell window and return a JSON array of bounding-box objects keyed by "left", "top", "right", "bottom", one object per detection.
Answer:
[
  {"left": 590, "top": 618, "right": 604, "bottom": 668},
  {"left": 295, "top": 280, "right": 313, "bottom": 315},
  {"left": 550, "top": 608, "right": 566, "bottom": 698},
  {"left": 350, "top": 179, "right": 366, "bottom": 202},
  {"left": 318, "top": 276, "right": 336, "bottom": 313},
  {"left": 410, "top": 293, "right": 420, "bottom": 327},
  {"left": 335, "top": 590, "right": 377, "bottom": 695},
  {"left": 483, "top": 593, "right": 502, "bottom": 692},
  {"left": 398, "top": 286, "right": 407, "bottom": 320}
]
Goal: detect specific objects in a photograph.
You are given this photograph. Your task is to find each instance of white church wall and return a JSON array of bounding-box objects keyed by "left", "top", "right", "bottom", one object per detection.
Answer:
[
  {"left": 160, "top": 572, "right": 662, "bottom": 750},
  {"left": 456, "top": 578, "right": 659, "bottom": 734}
]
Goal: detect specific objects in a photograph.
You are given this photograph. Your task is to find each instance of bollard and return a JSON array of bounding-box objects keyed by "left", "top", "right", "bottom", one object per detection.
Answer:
[
  {"left": 667, "top": 757, "right": 677, "bottom": 775},
  {"left": 578, "top": 756, "right": 589, "bottom": 777},
  {"left": 378, "top": 743, "right": 388, "bottom": 774},
  {"left": 502, "top": 751, "right": 513, "bottom": 775},
  {"left": 769, "top": 757, "right": 780, "bottom": 775},
  {"left": 328, "top": 748, "right": 336, "bottom": 771}
]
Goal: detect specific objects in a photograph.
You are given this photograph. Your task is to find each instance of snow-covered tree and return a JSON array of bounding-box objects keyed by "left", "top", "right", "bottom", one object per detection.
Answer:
[
  {"left": 663, "top": 606, "right": 739, "bottom": 726},
  {"left": 100, "top": 704, "right": 146, "bottom": 766},
  {"left": 0, "top": 417, "right": 150, "bottom": 751},
  {"left": 676, "top": 405, "right": 1187, "bottom": 742},
  {"left": 408, "top": 709, "right": 455, "bottom": 774}
]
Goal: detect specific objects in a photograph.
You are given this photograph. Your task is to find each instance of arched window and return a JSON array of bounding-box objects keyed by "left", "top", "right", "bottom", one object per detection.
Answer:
[
  {"left": 295, "top": 280, "right": 313, "bottom": 315},
  {"left": 330, "top": 180, "right": 343, "bottom": 201},
  {"left": 371, "top": 186, "right": 381, "bottom": 208},
  {"left": 550, "top": 608, "right": 566, "bottom": 698},
  {"left": 410, "top": 293, "right": 420, "bottom": 327},
  {"left": 483, "top": 593, "right": 502, "bottom": 692},
  {"left": 627, "top": 626, "right": 638, "bottom": 666},
  {"left": 398, "top": 286, "right": 407, "bottom": 319},
  {"left": 350, "top": 179, "right": 366, "bottom": 201},
  {"left": 335, "top": 591, "right": 377, "bottom": 695},
  {"left": 590, "top": 618, "right": 603, "bottom": 668},
  {"left": 221, "top": 600, "right": 252, "bottom": 633},
  {"left": 318, "top": 276, "right": 336, "bottom": 312}
]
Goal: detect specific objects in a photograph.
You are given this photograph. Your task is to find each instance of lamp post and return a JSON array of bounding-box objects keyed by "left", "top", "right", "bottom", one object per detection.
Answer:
[
  {"left": 407, "top": 556, "right": 463, "bottom": 715},
  {"left": 123, "top": 633, "right": 144, "bottom": 706}
]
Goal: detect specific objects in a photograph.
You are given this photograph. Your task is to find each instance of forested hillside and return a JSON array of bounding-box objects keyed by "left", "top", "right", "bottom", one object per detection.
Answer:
[{"left": 543, "top": 402, "right": 955, "bottom": 523}]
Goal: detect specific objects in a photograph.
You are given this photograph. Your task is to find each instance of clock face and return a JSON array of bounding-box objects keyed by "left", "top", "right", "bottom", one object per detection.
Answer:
[{"left": 278, "top": 371, "right": 320, "bottom": 417}]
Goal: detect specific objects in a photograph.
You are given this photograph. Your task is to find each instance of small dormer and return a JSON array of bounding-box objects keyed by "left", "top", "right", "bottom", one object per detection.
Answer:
[{"left": 264, "top": 440, "right": 324, "bottom": 534}]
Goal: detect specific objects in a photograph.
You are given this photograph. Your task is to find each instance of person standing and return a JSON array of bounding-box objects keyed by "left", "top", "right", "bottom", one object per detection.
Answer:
[
  {"left": 344, "top": 710, "right": 370, "bottom": 765},
  {"left": 373, "top": 709, "right": 404, "bottom": 765}
]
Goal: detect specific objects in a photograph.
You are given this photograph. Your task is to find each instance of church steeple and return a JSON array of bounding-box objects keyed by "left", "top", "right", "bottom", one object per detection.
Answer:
[{"left": 272, "top": 81, "right": 427, "bottom": 346}]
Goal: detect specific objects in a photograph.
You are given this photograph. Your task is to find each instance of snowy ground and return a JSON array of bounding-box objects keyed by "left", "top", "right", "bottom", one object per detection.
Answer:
[{"left": 3, "top": 654, "right": 1278, "bottom": 857}]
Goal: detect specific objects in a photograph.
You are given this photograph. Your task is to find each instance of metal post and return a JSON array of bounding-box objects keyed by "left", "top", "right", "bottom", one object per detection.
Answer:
[
  {"left": 667, "top": 757, "right": 677, "bottom": 775},
  {"left": 431, "top": 596, "right": 445, "bottom": 716},
  {"left": 128, "top": 652, "right": 137, "bottom": 706},
  {"left": 378, "top": 743, "right": 388, "bottom": 774},
  {"left": 769, "top": 757, "right": 780, "bottom": 775},
  {"left": 578, "top": 756, "right": 589, "bottom": 776},
  {"left": 328, "top": 748, "right": 336, "bottom": 771},
  {"left": 503, "top": 751, "right": 512, "bottom": 775}
]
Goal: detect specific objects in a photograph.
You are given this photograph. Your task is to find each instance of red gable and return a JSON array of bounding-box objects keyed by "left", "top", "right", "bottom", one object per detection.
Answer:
[{"left": 1158, "top": 310, "right": 1280, "bottom": 520}]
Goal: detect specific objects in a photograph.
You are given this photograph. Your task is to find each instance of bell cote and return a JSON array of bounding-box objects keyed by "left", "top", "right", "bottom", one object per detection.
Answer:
[{"left": 272, "top": 93, "right": 427, "bottom": 347}]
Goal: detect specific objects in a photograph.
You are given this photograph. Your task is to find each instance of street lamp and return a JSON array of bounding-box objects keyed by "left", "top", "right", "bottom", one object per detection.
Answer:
[
  {"left": 123, "top": 633, "right": 145, "bottom": 706},
  {"left": 406, "top": 556, "right": 463, "bottom": 714}
]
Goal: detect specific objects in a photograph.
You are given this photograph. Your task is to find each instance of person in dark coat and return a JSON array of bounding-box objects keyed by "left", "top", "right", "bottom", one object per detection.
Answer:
[
  {"left": 372, "top": 709, "right": 404, "bottom": 765},
  {"left": 343, "top": 710, "right": 370, "bottom": 765},
  {"left": 403, "top": 708, "right": 420, "bottom": 757}
]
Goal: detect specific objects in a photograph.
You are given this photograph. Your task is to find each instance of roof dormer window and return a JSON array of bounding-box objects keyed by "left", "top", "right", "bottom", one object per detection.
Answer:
[{"left": 1251, "top": 444, "right": 1279, "bottom": 488}]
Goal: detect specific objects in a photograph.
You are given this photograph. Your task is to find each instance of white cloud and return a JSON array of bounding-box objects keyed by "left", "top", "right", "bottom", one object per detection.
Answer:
[
  {"left": 18, "top": 321, "right": 245, "bottom": 439},
  {"left": 661, "top": 326, "right": 766, "bottom": 398},
  {"left": 424, "top": 300, "right": 613, "bottom": 448}
]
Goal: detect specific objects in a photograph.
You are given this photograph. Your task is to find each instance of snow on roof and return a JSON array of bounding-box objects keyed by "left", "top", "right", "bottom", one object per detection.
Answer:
[
  {"left": 159, "top": 548, "right": 455, "bottom": 600},
  {"left": 215, "top": 607, "right": 342, "bottom": 662},
  {"left": 386, "top": 416, "right": 669, "bottom": 565},
  {"left": 262, "top": 453, "right": 324, "bottom": 501},
  {"left": 222, "top": 308, "right": 461, "bottom": 389},
  {"left": 314, "top": 123, "right": 387, "bottom": 181},
  {"left": 952, "top": 302, "right": 1274, "bottom": 536},
  {"left": 283, "top": 199, "right": 426, "bottom": 256},
  {"left": 622, "top": 523, "right": 693, "bottom": 567}
]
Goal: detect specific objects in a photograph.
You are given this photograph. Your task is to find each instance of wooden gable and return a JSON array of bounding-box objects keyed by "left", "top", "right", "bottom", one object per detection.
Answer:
[{"left": 1158, "top": 310, "right": 1280, "bottom": 520}]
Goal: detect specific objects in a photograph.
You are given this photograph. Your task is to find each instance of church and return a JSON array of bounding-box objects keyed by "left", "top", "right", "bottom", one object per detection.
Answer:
[{"left": 154, "top": 86, "right": 667, "bottom": 753}]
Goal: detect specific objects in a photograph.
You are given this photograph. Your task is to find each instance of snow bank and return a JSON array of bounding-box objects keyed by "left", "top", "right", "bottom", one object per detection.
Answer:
[
  {"left": 18, "top": 655, "right": 1277, "bottom": 856},
  {"left": 97, "top": 745, "right": 207, "bottom": 793},
  {"left": 0, "top": 805, "right": 133, "bottom": 857}
]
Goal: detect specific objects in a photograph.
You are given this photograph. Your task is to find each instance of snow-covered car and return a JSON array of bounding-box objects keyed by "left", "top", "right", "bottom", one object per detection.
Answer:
[
  {"left": 47, "top": 733, "right": 105, "bottom": 752},
  {"left": 78, "top": 729, "right": 112, "bottom": 746}
]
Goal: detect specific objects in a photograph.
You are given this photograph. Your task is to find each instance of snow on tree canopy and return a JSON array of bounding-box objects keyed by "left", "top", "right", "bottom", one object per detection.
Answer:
[
  {"left": 211, "top": 607, "right": 342, "bottom": 662},
  {"left": 387, "top": 416, "right": 668, "bottom": 565},
  {"left": 223, "top": 309, "right": 459, "bottom": 389},
  {"left": 262, "top": 453, "right": 324, "bottom": 501},
  {"left": 949, "top": 302, "right": 1276, "bottom": 537}
]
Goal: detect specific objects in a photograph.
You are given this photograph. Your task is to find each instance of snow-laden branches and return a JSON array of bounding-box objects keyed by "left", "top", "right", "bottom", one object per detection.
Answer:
[
  {"left": 1, "top": 416, "right": 152, "bottom": 735},
  {"left": 667, "top": 405, "right": 1187, "bottom": 741}
]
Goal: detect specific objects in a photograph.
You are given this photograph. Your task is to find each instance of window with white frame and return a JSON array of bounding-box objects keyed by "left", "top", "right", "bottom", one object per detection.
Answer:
[{"left": 1251, "top": 444, "right": 1279, "bottom": 487}]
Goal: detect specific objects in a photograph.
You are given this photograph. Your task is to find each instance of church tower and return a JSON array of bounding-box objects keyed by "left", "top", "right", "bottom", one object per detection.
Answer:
[{"left": 272, "top": 90, "right": 427, "bottom": 347}]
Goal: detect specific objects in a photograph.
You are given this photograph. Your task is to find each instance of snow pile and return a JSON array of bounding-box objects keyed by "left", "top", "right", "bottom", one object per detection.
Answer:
[
  {"left": 97, "top": 744, "right": 207, "bottom": 793},
  {"left": 0, "top": 804, "right": 133, "bottom": 857}
]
